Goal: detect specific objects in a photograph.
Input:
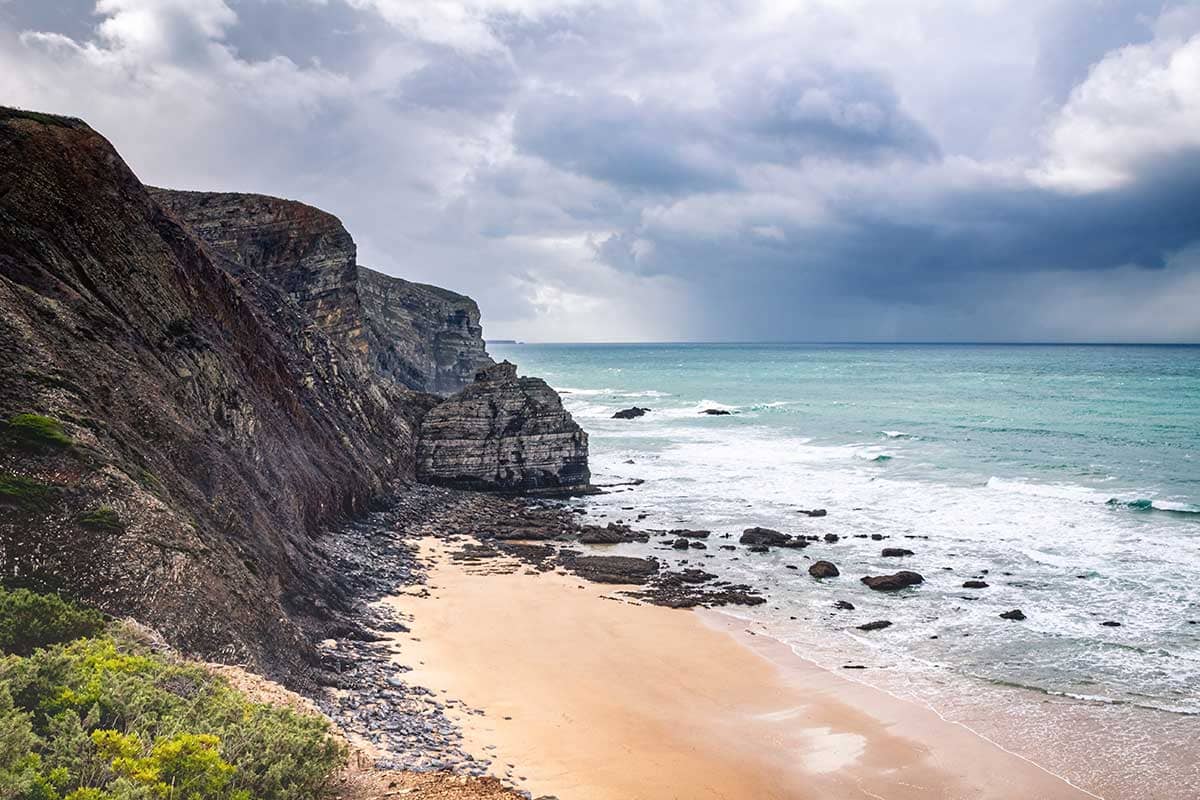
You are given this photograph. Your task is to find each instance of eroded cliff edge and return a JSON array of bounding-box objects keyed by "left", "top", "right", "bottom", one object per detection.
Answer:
[{"left": 150, "top": 189, "right": 493, "bottom": 396}]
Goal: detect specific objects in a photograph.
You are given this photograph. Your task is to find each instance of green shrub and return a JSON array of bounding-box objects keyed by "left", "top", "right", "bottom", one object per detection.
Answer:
[
  {"left": 4, "top": 414, "right": 73, "bottom": 451},
  {"left": 76, "top": 508, "right": 123, "bottom": 533},
  {"left": 0, "top": 609, "right": 346, "bottom": 800},
  {"left": 0, "top": 588, "right": 105, "bottom": 656},
  {"left": 0, "top": 474, "right": 59, "bottom": 511}
]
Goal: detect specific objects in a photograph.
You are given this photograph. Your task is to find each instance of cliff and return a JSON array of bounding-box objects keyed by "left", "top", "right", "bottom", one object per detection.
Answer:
[
  {"left": 0, "top": 107, "right": 432, "bottom": 677},
  {"left": 418, "top": 362, "right": 591, "bottom": 493},
  {"left": 358, "top": 267, "right": 494, "bottom": 395},
  {"left": 150, "top": 190, "right": 493, "bottom": 395}
]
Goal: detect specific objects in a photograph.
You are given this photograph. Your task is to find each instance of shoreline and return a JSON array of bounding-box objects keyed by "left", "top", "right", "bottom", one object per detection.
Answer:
[{"left": 383, "top": 537, "right": 1102, "bottom": 800}]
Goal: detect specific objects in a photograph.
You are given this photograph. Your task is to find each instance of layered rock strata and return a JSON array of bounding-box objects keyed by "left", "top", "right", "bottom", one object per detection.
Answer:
[
  {"left": 151, "top": 190, "right": 493, "bottom": 395},
  {"left": 417, "top": 362, "right": 590, "bottom": 493},
  {"left": 357, "top": 267, "right": 494, "bottom": 395}
]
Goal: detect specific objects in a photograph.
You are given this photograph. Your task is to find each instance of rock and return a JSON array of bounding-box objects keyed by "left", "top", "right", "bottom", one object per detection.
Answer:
[
  {"left": 669, "top": 529, "right": 711, "bottom": 538},
  {"left": 578, "top": 523, "right": 634, "bottom": 544},
  {"left": 612, "top": 407, "right": 650, "bottom": 419},
  {"left": 739, "top": 527, "right": 792, "bottom": 547},
  {"left": 860, "top": 571, "right": 925, "bottom": 591},
  {"left": 417, "top": 362, "right": 590, "bottom": 494},
  {"left": 881, "top": 548, "right": 914, "bottom": 557},
  {"left": 356, "top": 267, "right": 494, "bottom": 395},
  {"left": 834, "top": 600, "right": 855, "bottom": 610},
  {"left": 857, "top": 620, "right": 892, "bottom": 632},
  {"left": 1000, "top": 609, "right": 1026, "bottom": 621},
  {"left": 671, "top": 538, "right": 691, "bottom": 549},
  {"left": 799, "top": 509, "right": 828, "bottom": 517},
  {"left": 689, "top": 541, "right": 707, "bottom": 549},
  {"left": 962, "top": 580, "right": 989, "bottom": 589},
  {"left": 808, "top": 561, "right": 840, "bottom": 579},
  {"left": 823, "top": 533, "right": 839, "bottom": 543},
  {"left": 700, "top": 408, "right": 732, "bottom": 415},
  {"left": 1101, "top": 620, "right": 1122, "bottom": 627},
  {"left": 561, "top": 555, "right": 660, "bottom": 584},
  {"left": 748, "top": 544, "right": 770, "bottom": 553}
]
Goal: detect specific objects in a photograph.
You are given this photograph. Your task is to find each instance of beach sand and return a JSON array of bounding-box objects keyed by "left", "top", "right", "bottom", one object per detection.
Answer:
[{"left": 384, "top": 541, "right": 1101, "bottom": 800}]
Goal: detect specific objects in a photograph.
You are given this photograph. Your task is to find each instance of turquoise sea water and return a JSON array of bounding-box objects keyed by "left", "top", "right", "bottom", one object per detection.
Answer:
[{"left": 491, "top": 342, "right": 1200, "bottom": 796}]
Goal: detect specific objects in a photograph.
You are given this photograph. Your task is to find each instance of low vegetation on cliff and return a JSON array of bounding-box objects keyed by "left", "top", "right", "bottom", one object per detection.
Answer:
[{"left": 0, "top": 587, "right": 346, "bottom": 800}]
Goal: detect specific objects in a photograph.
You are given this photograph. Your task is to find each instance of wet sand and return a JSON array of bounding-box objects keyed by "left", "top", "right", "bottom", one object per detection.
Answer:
[{"left": 385, "top": 542, "right": 1101, "bottom": 800}]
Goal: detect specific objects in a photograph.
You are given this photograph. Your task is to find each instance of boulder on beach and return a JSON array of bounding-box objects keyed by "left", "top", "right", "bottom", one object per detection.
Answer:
[
  {"left": 860, "top": 571, "right": 924, "bottom": 591},
  {"left": 613, "top": 407, "right": 650, "bottom": 419},
  {"left": 809, "top": 561, "right": 840, "bottom": 579},
  {"left": 857, "top": 620, "right": 892, "bottom": 632},
  {"left": 578, "top": 523, "right": 631, "bottom": 544},
  {"left": 740, "top": 527, "right": 792, "bottom": 547},
  {"left": 881, "top": 547, "right": 914, "bottom": 557},
  {"left": 563, "top": 555, "right": 660, "bottom": 584},
  {"left": 1000, "top": 609, "right": 1026, "bottom": 621}
]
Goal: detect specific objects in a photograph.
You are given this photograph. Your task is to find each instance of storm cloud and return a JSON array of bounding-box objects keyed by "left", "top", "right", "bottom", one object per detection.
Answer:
[{"left": 1, "top": 0, "right": 1197, "bottom": 342}]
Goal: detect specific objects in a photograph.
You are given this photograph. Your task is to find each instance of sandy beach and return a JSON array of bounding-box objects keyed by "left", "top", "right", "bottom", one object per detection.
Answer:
[{"left": 385, "top": 541, "right": 1101, "bottom": 800}]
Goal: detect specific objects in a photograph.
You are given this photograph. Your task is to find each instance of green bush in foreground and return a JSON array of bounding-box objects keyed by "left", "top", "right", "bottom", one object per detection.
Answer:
[
  {"left": 0, "top": 591, "right": 346, "bottom": 800},
  {"left": 3, "top": 414, "right": 74, "bottom": 452},
  {"left": 0, "top": 588, "right": 105, "bottom": 657}
]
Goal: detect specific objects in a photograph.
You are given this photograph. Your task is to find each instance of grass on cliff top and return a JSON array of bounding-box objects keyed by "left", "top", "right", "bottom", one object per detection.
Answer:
[
  {"left": 4, "top": 413, "right": 74, "bottom": 452},
  {"left": 0, "top": 587, "right": 347, "bottom": 800},
  {"left": 0, "top": 107, "right": 90, "bottom": 130}
]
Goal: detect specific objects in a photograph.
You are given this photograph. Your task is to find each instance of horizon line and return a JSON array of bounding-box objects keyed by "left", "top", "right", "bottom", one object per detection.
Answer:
[{"left": 486, "top": 339, "right": 1200, "bottom": 347}]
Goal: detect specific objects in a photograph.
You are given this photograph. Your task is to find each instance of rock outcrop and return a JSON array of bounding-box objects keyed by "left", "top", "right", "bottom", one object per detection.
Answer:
[
  {"left": 151, "top": 190, "right": 493, "bottom": 395},
  {"left": 357, "top": 267, "right": 494, "bottom": 395},
  {"left": 417, "top": 362, "right": 590, "bottom": 493}
]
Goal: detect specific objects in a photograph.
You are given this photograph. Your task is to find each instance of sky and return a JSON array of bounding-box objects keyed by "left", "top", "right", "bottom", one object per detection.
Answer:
[{"left": 2, "top": 0, "right": 1199, "bottom": 343}]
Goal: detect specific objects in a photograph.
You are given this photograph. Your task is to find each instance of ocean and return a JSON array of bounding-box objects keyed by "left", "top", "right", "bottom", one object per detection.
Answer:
[{"left": 489, "top": 342, "right": 1200, "bottom": 797}]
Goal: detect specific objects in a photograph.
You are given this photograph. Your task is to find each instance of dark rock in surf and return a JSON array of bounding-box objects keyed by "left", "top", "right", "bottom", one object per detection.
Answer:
[
  {"left": 740, "top": 527, "right": 792, "bottom": 547},
  {"left": 861, "top": 571, "right": 924, "bottom": 591},
  {"left": 881, "top": 547, "right": 914, "bottom": 557},
  {"left": 669, "top": 529, "right": 711, "bottom": 538},
  {"left": 613, "top": 407, "right": 650, "bottom": 419},
  {"left": 700, "top": 408, "right": 732, "bottom": 415},
  {"left": 857, "top": 620, "right": 892, "bottom": 632},
  {"left": 823, "top": 533, "right": 839, "bottom": 543},
  {"left": 799, "top": 509, "right": 828, "bottom": 517},
  {"left": 808, "top": 561, "right": 840, "bottom": 579},
  {"left": 1101, "top": 620, "right": 1122, "bottom": 627},
  {"left": 834, "top": 600, "right": 855, "bottom": 610},
  {"left": 962, "top": 580, "right": 988, "bottom": 589},
  {"left": 1000, "top": 609, "right": 1026, "bottom": 621},
  {"left": 672, "top": 538, "right": 691, "bottom": 550}
]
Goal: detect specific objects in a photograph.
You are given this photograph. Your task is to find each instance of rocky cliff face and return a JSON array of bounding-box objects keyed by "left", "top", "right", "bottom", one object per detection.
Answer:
[
  {"left": 0, "top": 108, "right": 432, "bottom": 678},
  {"left": 418, "top": 362, "right": 590, "bottom": 493},
  {"left": 150, "top": 189, "right": 368, "bottom": 358},
  {"left": 151, "top": 190, "right": 493, "bottom": 395},
  {"left": 358, "top": 267, "right": 494, "bottom": 395}
]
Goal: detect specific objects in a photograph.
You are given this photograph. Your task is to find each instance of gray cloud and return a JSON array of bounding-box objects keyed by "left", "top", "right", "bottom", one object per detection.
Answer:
[{"left": 1, "top": 0, "right": 1197, "bottom": 342}]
